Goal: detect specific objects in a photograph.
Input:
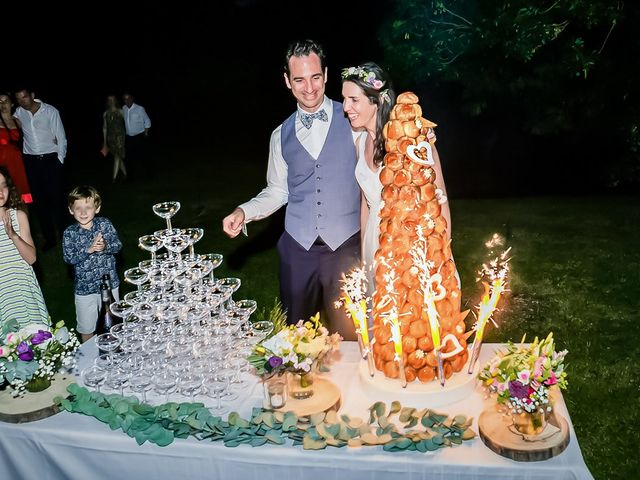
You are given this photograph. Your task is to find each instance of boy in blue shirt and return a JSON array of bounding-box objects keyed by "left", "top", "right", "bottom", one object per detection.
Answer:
[{"left": 63, "top": 186, "right": 122, "bottom": 342}]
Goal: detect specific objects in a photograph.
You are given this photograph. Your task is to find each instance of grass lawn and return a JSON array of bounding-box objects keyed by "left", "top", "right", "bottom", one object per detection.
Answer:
[{"left": 32, "top": 144, "right": 639, "bottom": 480}]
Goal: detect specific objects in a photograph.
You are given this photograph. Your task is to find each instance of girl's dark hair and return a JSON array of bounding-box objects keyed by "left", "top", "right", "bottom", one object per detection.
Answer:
[
  {"left": 0, "top": 165, "right": 23, "bottom": 210},
  {"left": 284, "top": 39, "right": 326, "bottom": 76},
  {"left": 341, "top": 62, "right": 396, "bottom": 166}
]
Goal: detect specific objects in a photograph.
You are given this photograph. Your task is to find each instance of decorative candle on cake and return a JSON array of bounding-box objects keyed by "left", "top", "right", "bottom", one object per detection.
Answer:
[{"left": 468, "top": 235, "right": 511, "bottom": 373}]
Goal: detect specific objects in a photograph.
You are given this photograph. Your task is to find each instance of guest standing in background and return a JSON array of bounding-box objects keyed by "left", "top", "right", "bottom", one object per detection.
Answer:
[
  {"left": 0, "top": 165, "right": 49, "bottom": 327},
  {"left": 102, "top": 95, "right": 127, "bottom": 182},
  {"left": 13, "top": 87, "right": 67, "bottom": 252},
  {"left": 122, "top": 92, "right": 151, "bottom": 181},
  {"left": 0, "top": 93, "right": 31, "bottom": 204}
]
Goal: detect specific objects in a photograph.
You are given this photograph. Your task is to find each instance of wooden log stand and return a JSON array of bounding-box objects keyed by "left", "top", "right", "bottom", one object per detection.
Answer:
[
  {"left": 0, "top": 373, "right": 75, "bottom": 424},
  {"left": 478, "top": 405, "right": 571, "bottom": 462}
]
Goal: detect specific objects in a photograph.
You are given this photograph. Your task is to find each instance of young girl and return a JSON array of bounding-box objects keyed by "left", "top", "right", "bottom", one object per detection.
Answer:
[{"left": 0, "top": 165, "right": 48, "bottom": 326}]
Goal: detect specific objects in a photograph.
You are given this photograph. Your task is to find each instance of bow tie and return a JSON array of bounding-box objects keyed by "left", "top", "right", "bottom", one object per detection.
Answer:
[{"left": 300, "top": 109, "right": 328, "bottom": 129}]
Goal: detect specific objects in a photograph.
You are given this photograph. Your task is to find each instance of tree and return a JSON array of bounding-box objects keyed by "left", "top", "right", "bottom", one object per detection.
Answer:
[{"left": 379, "top": 0, "right": 638, "bottom": 189}]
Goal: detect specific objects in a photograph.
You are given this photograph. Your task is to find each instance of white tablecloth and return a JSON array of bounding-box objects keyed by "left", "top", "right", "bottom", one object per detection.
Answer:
[{"left": 0, "top": 342, "right": 594, "bottom": 480}]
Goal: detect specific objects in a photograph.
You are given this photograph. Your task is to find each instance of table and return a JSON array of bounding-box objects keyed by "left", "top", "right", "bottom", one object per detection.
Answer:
[{"left": 0, "top": 342, "right": 594, "bottom": 480}]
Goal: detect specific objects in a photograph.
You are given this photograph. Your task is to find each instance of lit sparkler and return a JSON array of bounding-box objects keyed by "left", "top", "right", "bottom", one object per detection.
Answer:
[
  {"left": 410, "top": 225, "right": 447, "bottom": 386},
  {"left": 339, "top": 267, "right": 375, "bottom": 376},
  {"left": 377, "top": 257, "right": 407, "bottom": 387},
  {"left": 468, "top": 235, "right": 511, "bottom": 373}
]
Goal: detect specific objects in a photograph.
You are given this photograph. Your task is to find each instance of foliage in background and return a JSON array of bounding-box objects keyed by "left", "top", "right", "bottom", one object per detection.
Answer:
[{"left": 379, "top": 0, "right": 639, "bottom": 186}]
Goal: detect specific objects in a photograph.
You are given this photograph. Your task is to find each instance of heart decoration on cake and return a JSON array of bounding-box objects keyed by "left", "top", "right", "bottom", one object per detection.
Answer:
[
  {"left": 440, "top": 334, "right": 464, "bottom": 360},
  {"left": 406, "top": 141, "right": 435, "bottom": 166}
]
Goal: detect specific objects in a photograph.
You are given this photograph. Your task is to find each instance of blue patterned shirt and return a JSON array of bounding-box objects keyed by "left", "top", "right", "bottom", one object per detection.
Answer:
[{"left": 62, "top": 217, "right": 122, "bottom": 295}]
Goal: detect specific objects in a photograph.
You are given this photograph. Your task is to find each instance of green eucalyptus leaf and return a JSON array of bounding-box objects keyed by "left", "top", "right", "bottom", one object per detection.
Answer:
[
  {"left": 303, "top": 435, "right": 327, "bottom": 450},
  {"left": 398, "top": 407, "right": 416, "bottom": 423},
  {"left": 265, "top": 433, "right": 286, "bottom": 445},
  {"left": 372, "top": 401, "right": 385, "bottom": 420},
  {"left": 462, "top": 428, "right": 477, "bottom": 440},
  {"left": 405, "top": 417, "right": 418, "bottom": 428},
  {"left": 282, "top": 412, "right": 298, "bottom": 431},
  {"left": 389, "top": 400, "right": 402, "bottom": 415},
  {"left": 250, "top": 437, "right": 268, "bottom": 447},
  {"left": 309, "top": 412, "right": 326, "bottom": 425},
  {"left": 325, "top": 423, "right": 340, "bottom": 438}
]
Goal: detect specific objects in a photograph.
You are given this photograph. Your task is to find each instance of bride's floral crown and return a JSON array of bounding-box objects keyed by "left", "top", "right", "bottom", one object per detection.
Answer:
[{"left": 341, "top": 66, "right": 391, "bottom": 104}]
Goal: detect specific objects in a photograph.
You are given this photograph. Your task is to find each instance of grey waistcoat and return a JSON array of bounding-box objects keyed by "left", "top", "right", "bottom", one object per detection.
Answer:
[{"left": 281, "top": 100, "right": 360, "bottom": 251}]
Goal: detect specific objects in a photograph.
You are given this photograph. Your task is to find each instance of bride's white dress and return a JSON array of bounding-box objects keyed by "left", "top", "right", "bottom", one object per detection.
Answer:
[{"left": 354, "top": 133, "right": 383, "bottom": 295}]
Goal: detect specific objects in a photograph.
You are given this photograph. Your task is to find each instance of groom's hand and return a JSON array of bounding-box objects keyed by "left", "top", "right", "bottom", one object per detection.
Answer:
[{"left": 222, "top": 208, "right": 246, "bottom": 238}]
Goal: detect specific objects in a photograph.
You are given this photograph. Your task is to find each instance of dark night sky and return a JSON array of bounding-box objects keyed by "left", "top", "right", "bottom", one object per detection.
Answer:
[
  {"left": 7, "top": 1, "right": 635, "bottom": 197},
  {"left": 8, "top": 1, "right": 387, "bottom": 157}
]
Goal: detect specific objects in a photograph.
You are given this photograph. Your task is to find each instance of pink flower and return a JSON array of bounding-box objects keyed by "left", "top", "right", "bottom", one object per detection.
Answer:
[
  {"left": 533, "top": 356, "right": 545, "bottom": 378},
  {"left": 5, "top": 333, "right": 16, "bottom": 344},
  {"left": 0, "top": 345, "right": 9, "bottom": 357},
  {"left": 545, "top": 371, "right": 557, "bottom": 386},
  {"left": 372, "top": 80, "right": 384, "bottom": 89},
  {"left": 517, "top": 369, "right": 531, "bottom": 385}
]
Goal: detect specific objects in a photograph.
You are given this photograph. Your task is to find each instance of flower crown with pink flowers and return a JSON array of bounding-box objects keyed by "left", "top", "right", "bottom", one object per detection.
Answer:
[{"left": 341, "top": 66, "right": 391, "bottom": 104}]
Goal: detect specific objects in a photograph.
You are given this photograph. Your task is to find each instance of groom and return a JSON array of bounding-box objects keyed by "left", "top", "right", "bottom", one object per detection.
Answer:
[{"left": 222, "top": 39, "right": 360, "bottom": 340}]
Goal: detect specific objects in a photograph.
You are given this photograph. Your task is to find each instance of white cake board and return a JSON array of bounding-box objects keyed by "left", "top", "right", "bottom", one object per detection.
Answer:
[{"left": 358, "top": 348, "right": 480, "bottom": 408}]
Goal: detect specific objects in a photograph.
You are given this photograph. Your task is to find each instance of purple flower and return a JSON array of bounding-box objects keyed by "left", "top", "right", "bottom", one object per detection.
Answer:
[
  {"left": 30, "top": 329, "right": 53, "bottom": 345},
  {"left": 268, "top": 356, "right": 283, "bottom": 368},
  {"left": 17, "top": 341, "right": 34, "bottom": 361},
  {"left": 508, "top": 380, "right": 532, "bottom": 400}
]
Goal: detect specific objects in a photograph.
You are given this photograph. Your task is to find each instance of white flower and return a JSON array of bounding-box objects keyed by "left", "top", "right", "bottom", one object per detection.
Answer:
[{"left": 262, "top": 332, "right": 293, "bottom": 356}]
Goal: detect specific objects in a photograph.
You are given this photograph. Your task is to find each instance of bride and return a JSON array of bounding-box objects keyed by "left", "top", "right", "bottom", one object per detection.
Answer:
[{"left": 340, "top": 62, "right": 453, "bottom": 294}]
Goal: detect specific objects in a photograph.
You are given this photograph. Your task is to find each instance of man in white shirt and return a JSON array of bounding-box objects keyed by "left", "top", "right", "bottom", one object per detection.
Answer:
[
  {"left": 222, "top": 40, "right": 360, "bottom": 340},
  {"left": 13, "top": 88, "right": 67, "bottom": 251},
  {"left": 122, "top": 92, "right": 151, "bottom": 181}
]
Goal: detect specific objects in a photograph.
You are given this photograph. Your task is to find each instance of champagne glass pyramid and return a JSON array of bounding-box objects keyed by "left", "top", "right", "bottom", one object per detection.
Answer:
[{"left": 153, "top": 201, "right": 181, "bottom": 230}]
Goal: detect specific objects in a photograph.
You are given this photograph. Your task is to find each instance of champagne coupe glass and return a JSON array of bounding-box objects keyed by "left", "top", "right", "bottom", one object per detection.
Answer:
[
  {"left": 217, "top": 277, "right": 241, "bottom": 310},
  {"left": 183, "top": 227, "right": 204, "bottom": 258},
  {"left": 234, "top": 299, "right": 258, "bottom": 320},
  {"left": 152, "top": 371, "right": 178, "bottom": 403},
  {"left": 124, "top": 267, "right": 149, "bottom": 292},
  {"left": 203, "top": 373, "right": 229, "bottom": 415},
  {"left": 81, "top": 365, "right": 106, "bottom": 393},
  {"left": 105, "top": 369, "right": 129, "bottom": 397},
  {"left": 202, "top": 253, "right": 223, "bottom": 283},
  {"left": 110, "top": 300, "right": 134, "bottom": 320},
  {"left": 178, "top": 372, "right": 204, "bottom": 403},
  {"left": 250, "top": 320, "right": 274, "bottom": 344},
  {"left": 152, "top": 201, "right": 181, "bottom": 230},
  {"left": 129, "top": 372, "right": 153, "bottom": 403},
  {"left": 95, "top": 332, "right": 121, "bottom": 365},
  {"left": 163, "top": 233, "right": 190, "bottom": 261},
  {"left": 138, "top": 234, "right": 163, "bottom": 263}
]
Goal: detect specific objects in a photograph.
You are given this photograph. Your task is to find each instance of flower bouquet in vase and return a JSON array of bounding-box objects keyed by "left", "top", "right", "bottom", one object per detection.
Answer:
[
  {"left": 248, "top": 313, "right": 341, "bottom": 405},
  {"left": 1, "top": 318, "right": 80, "bottom": 397},
  {"left": 478, "top": 332, "right": 568, "bottom": 436}
]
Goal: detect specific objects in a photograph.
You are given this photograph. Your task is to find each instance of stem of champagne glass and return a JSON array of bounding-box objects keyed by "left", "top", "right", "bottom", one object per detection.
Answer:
[
  {"left": 189, "top": 245, "right": 195, "bottom": 257},
  {"left": 166, "top": 218, "right": 172, "bottom": 230},
  {"left": 151, "top": 251, "right": 156, "bottom": 263}
]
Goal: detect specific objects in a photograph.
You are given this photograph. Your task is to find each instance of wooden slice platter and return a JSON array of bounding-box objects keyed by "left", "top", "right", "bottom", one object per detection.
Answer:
[
  {"left": 265, "top": 377, "right": 341, "bottom": 417},
  {"left": 478, "top": 406, "right": 571, "bottom": 462},
  {"left": 0, "top": 374, "right": 75, "bottom": 423}
]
